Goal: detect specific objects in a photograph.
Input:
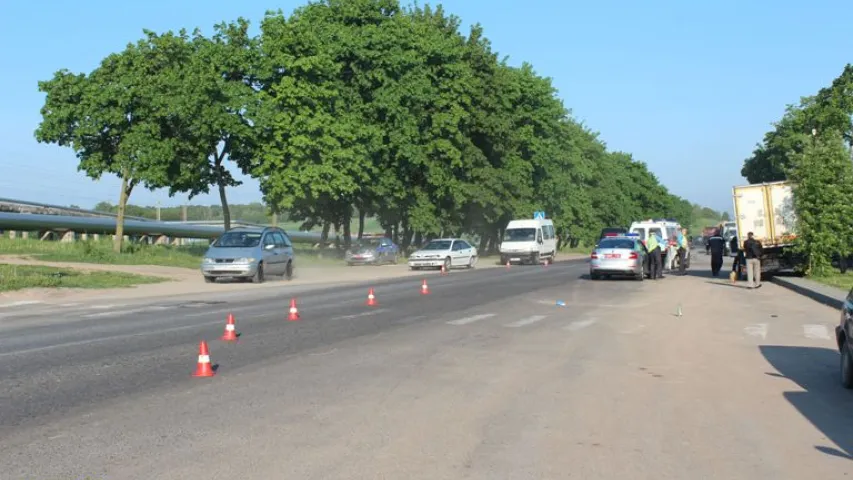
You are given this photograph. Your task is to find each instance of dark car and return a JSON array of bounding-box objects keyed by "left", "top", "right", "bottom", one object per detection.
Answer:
[
  {"left": 345, "top": 237, "right": 400, "bottom": 266},
  {"left": 836, "top": 286, "right": 853, "bottom": 388}
]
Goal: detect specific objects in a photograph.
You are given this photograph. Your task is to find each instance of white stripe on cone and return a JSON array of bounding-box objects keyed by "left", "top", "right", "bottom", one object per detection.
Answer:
[{"left": 198, "top": 355, "right": 211, "bottom": 363}]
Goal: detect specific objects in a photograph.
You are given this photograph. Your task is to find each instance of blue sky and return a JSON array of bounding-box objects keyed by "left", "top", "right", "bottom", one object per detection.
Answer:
[{"left": 1, "top": 0, "right": 851, "bottom": 215}]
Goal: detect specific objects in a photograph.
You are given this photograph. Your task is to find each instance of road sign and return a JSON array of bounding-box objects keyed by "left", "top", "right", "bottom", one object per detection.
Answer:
[{"left": 533, "top": 211, "right": 545, "bottom": 219}]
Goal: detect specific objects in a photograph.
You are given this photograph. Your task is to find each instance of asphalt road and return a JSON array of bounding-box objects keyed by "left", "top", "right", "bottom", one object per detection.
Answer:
[{"left": 2, "top": 256, "right": 852, "bottom": 479}]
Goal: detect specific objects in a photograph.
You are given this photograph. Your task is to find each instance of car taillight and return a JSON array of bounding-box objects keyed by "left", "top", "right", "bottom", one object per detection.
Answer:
[
  {"left": 629, "top": 252, "right": 638, "bottom": 260},
  {"left": 591, "top": 252, "right": 598, "bottom": 259}
]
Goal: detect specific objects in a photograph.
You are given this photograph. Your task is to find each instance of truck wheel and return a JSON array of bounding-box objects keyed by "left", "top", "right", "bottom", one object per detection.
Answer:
[
  {"left": 532, "top": 252, "right": 540, "bottom": 265},
  {"left": 842, "top": 341, "right": 853, "bottom": 389}
]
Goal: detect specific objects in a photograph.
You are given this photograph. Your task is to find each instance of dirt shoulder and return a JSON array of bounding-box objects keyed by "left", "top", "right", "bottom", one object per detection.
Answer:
[{"left": 0, "top": 254, "right": 586, "bottom": 305}]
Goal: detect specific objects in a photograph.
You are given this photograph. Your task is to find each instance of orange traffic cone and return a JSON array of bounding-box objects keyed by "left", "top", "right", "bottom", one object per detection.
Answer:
[
  {"left": 506, "top": 260, "right": 511, "bottom": 269},
  {"left": 543, "top": 259, "right": 550, "bottom": 267},
  {"left": 366, "top": 288, "right": 378, "bottom": 306},
  {"left": 220, "top": 313, "right": 238, "bottom": 341},
  {"left": 288, "top": 298, "right": 300, "bottom": 321},
  {"left": 421, "top": 279, "right": 430, "bottom": 295},
  {"left": 441, "top": 265, "right": 448, "bottom": 275},
  {"left": 192, "top": 341, "right": 215, "bottom": 377}
]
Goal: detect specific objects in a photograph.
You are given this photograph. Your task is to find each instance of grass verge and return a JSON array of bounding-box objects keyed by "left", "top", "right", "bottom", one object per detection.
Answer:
[
  {"left": 810, "top": 272, "right": 853, "bottom": 292},
  {"left": 0, "top": 264, "right": 167, "bottom": 292},
  {"left": 0, "top": 238, "right": 355, "bottom": 269}
]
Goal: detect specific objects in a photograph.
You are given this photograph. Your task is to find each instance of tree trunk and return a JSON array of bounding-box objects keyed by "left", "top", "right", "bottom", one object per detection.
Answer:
[
  {"left": 343, "top": 214, "right": 352, "bottom": 248},
  {"left": 413, "top": 232, "right": 423, "bottom": 249},
  {"left": 214, "top": 152, "right": 232, "bottom": 231},
  {"left": 321, "top": 222, "right": 331, "bottom": 243},
  {"left": 357, "top": 209, "right": 366, "bottom": 240},
  {"left": 113, "top": 173, "right": 134, "bottom": 253}
]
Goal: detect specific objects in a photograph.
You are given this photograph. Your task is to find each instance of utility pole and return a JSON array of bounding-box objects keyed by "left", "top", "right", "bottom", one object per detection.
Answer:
[
  {"left": 156, "top": 201, "right": 161, "bottom": 222},
  {"left": 181, "top": 204, "right": 188, "bottom": 222}
]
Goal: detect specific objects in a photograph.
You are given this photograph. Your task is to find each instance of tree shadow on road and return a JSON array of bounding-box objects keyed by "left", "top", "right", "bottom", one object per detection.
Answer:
[{"left": 760, "top": 345, "right": 853, "bottom": 461}]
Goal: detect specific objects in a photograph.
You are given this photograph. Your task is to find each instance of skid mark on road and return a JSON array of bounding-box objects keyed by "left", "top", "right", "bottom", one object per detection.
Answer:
[
  {"left": 447, "top": 313, "right": 496, "bottom": 326},
  {"left": 803, "top": 324, "right": 831, "bottom": 340},
  {"left": 505, "top": 315, "right": 547, "bottom": 328},
  {"left": 743, "top": 323, "right": 768, "bottom": 340}
]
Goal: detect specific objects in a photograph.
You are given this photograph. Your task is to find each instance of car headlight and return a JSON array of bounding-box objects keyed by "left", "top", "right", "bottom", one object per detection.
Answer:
[
  {"left": 234, "top": 257, "right": 256, "bottom": 264},
  {"left": 203, "top": 258, "right": 215, "bottom": 264}
]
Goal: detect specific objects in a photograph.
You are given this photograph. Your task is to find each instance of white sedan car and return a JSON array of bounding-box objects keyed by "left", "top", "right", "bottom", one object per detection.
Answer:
[{"left": 408, "top": 238, "right": 478, "bottom": 271}]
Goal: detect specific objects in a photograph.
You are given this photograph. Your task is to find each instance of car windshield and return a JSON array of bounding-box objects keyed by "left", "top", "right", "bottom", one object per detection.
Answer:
[
  {"left": 422, "top": 240, "right": 452, "bottom": 250},
  {"left": 354, "top": 239, "right": 381, "bottom": 248},
  {"left": 504, "top": 228, "right": 536, "bottom": 241},
  {"left": 213, "top": 232, "right": 262, "bottom": 248},
  {"left": 598, "top": 239, "right": 636, "bottom": 250}
]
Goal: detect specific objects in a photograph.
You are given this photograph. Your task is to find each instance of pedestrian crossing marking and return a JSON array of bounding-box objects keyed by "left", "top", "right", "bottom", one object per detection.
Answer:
[
  {"left": 744, "top": 324, "right": 768, "bottom": 340},
  {"left": 803, "top": 324, "right": 831, "bottom": 340},
  {"left": 446, "top": 313, "right": 496, "bottom": 326},
  {"left": 564, "top": 318, "right": 598, "bottom": 331},
  {"left": 505, "top": 315, "right": 547, "bottom": 328}
]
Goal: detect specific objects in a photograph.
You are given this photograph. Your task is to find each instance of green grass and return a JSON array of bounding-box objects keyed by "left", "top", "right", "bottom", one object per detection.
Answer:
[
  {"left": 0, "top": 237, "right": 208, "bottom": 269},
  {"left": 0, "top": 237, "right": 357, "bottom": 269},
  {"left": 0, "top": 264, "right": 166, "bottom": 292},
  {"left": 810, "top": 272, "right": 853, "bottom": 292}
]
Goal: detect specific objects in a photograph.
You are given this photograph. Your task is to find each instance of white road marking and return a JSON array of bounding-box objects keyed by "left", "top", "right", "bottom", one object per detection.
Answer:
[
  {"left": 0, "top": 300, "right": 43, "bottom": 308},
  {"left": 83, "top": 305, "right": 171, "bottom": 318},
  {"left": 333, "top": 309, "right": 388, "bottom": 320},
  {"left": 87, "top": 304, "right": 126, "bottom": 310},
  {"left": 59, "top": 303, "right": 82, "bottom": 307},
  {"left": 564, "top": 318, "right": 598, "bottom": 331},
  {"left": 803, "top": 324, "right": 831, "bottom": 340},
  {"left": 743, "top": 324, "right": 768, "bottom": 340},
  {"left": 505, "top": 315, "right": 547, "bottom": 328},
  {"left": 447, "top": 313, "right": 496, "bottom": 326}
]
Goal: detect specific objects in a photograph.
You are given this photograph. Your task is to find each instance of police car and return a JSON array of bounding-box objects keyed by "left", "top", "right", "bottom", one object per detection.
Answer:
[{"left": 589, "top": 233, "right": 648, "bottom": 280}]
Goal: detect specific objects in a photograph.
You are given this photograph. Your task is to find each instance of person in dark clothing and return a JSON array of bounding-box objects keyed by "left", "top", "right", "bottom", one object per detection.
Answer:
[
  {"left": 708, "top": 229, "right": 725, "bottom": 276},
  {"left": 743, "top": 232, "right": 763, "bottom": 289},
  {"left": 731, "top": 237, "right": 745, "bottom": 281}
]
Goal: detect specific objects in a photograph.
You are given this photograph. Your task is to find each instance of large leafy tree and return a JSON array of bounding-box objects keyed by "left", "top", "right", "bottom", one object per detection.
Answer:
[{"left": 35, "top": 42, "right": 179, "bottom": 252}]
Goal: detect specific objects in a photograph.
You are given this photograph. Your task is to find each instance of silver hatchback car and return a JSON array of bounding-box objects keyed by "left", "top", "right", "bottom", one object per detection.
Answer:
[
  {"left": 200, "top": 226, "right": 295, "bottom": 283},
  {"left": 589, "top": 234, "right": 647, "bottom": 281}
]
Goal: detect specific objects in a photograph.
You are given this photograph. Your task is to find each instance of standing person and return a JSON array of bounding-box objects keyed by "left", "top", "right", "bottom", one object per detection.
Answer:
[
  {"left": 743, "top": 232, "right": 763, "bottom": 289},
  {"left": 730, "top": 236, "right": 745, "bottom": 282},
  {"left": 646, "top": 231, "right": 662, "bottom": 280},
  {"left": 708, "top": 228, "right": 725, "bottom": 277},
  {"left": 677, "top": 228, "right": 688, "bottom": 275}
]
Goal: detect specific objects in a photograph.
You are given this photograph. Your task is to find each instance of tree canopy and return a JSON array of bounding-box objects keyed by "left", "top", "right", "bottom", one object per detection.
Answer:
[
  {"left": 37, "top": 0, "right": 699, "bottom": 251},
  {"left": 741, "top": 63, "right": 853, "bottom": 274}
]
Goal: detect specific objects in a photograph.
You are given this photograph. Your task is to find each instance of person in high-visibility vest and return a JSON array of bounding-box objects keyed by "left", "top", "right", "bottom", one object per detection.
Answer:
[
  {"left": 676, "top": 228, "right": 689, "bottom": 275},
  {"left": 647, "top": 232, "right": 663, "bottom": 280}
]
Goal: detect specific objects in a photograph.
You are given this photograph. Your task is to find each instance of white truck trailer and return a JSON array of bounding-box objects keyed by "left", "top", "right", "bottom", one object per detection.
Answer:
[{"left": 731, "top": 181, "right": 799, "bottom": 274}]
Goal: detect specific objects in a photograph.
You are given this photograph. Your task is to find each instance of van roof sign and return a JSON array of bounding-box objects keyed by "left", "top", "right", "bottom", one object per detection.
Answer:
[{"left": 533, "top": 211, "right": 545, "bottom": 219}]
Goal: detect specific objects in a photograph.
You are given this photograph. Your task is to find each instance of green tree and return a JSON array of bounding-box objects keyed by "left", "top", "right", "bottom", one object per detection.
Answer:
[
  {"left": 35, "top": 44, "right": 179, "bottom": 252},
  {"left": 787, "top": 131, "right": 853, "bottom": 275}
]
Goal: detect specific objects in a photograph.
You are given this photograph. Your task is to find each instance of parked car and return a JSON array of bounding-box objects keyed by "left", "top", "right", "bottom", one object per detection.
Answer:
[
  {"left": 836, "top": 286, "right": 853, "bottom": 388},
  {"left": 200, "top": 226, "right": 294, "bottom": 283},
  {"left": 589, "top": 234, "right": 647, "bottom": 281},
  {"left": 345, "top": 237, "right": 400, "bottom": 266},
  {"left": 408, "top": 238, "right": 478, "bottom": 271}
]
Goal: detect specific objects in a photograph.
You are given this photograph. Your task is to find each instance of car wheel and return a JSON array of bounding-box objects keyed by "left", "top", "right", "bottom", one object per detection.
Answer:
[
  {"left": 284, "top": 261, "right": 294, "bottom": 281},
  {"left": 252, "top": 263, "right": 265, "bottom": 284},
  {"left": 467, "top": 255, "right": 476, "bottom": 269},
  {"left": 635, "top": 264, "right": 644, "bottom": 281},
  {"left": 204, "top": 276, "right": 215, "bottom": 283},
  {"left": 842, "top": 341, "right": 853, "bottom": 389},
  {"left": 590, "top": 271, "right": 600, "bottom": 280},
  {"left": 443, "top": 257, "right": 452, "bottom": 271},
  {"left": 532, "top": 252, "right": 540, "bottom": 265}
]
